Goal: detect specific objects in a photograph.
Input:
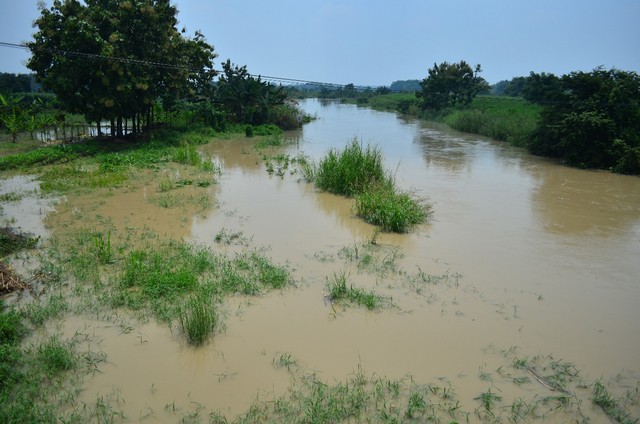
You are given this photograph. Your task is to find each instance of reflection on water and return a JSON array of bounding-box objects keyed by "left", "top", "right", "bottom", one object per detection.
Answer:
[
  {"left": 0, "top": 175, "right": 54, "bottom": 239},
  {"left": 530, "top": 165, "right": 640, "bottom": 236}
]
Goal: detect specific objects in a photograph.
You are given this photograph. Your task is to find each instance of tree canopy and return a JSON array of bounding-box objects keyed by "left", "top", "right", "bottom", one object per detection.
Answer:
[
  {"left": 416, "top": 61, "right": 489, "bottom": 110},
  {"left": 527, "top": 68, "right": 640, "bottom": 173},
  {"left": 214, "top": 59, "right": 287, "bottom": 125},
  {"left": 27, "top": 0, "right": 217, "bottom": 137}
]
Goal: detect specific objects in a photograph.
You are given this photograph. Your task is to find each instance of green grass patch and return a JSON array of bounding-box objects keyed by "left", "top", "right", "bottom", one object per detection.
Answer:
[
  {"left": 0, "top": 301, "right": 25, "bottom": 345},
  {"left": 252, "top": 124, "right": 283, "bottom": 136},
  {"left": 355, "top": 185, "right": 429, "bottom": 233},
  {"left": 593, "top": 380, "right": 638, "bottom": 424},
  {"left": 0, "top": 227, "right": 39, "bottom": 257},
  {"left": 172, "top": 144, "right": 202, "bottom": 166},
  {"left": 1, "top": 126, "right": 220, "bottom": 196},
  {"left": 254, "top": 134, "right": 286, "bottom": 149},
  {"left": 355, "top": 93, "right": 541, "bottom": 148},
  {"left": 442, "top": 96, "right": 541, "bottom": 147},
  {"left": 0, "top": 300, "right": 83, "bottom": 422},
  {"left": 326, "top": 270, "right": 387, "bottom": 310},
  {"left": 214, "top": 367, "right": 468, "bottom": 423},
  {"left": 0, "top": 192, "right": 23, "bottom": 202},
  {"left": 179, "top": 292, "right": 218, "bottom": 345},
  {"left": 314, "top": 138, "right": 387, "bottom": 197},
  {"left": 368, "top": 92, "right": 419, "bottom": 114},
  {"left": 37, "top": 335, "right": 77, "bottom": 374},
  {"left": 305, "top": 138, "right": 429, "bottom": 232},
  {"left": 64, "top": 231, "right": 296, "bottom": 327}
]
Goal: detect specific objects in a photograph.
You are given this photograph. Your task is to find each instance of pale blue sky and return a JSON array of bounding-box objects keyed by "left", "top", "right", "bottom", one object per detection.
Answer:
[{"left": 1, "top": 0, "right": 638, "bottom": 86}]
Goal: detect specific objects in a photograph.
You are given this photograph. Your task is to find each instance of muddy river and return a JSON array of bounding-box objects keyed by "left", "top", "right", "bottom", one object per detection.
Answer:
[{"left": 4, "top": 99, "right": 640, "bottom": 421}]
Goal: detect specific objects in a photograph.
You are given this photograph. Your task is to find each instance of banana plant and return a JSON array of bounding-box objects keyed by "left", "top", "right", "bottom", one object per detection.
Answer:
[{"left": 0, "top": 93, "right": 26, "bottom": 143}]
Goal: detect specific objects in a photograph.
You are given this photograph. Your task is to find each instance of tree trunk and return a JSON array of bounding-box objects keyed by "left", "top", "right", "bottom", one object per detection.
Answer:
[
  {"left": 117, "top": 116, "right": 123, "bottom": 138},
  {"left": 110, "top": 118, "right": 115, "bottom": 139}
]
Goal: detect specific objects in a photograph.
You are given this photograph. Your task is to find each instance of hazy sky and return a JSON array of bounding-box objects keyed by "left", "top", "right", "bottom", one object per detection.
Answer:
[{"left": 0, "top": 0, "right": 638, "bottom": 86}]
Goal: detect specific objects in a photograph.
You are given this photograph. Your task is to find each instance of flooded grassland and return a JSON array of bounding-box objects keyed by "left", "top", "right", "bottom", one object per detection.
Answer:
[{"left": 1, "top": 99, "right": 639, "bottom": 422}]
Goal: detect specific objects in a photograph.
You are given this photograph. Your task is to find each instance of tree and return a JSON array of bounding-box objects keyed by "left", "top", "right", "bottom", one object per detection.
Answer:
[
  {"left": 416, "top": 61, "right": 489, "bottom": 110},
  {"left": 521, "top": 72, "right": 562, "bottom": 104},
  {"left": 0, "top": 73, "right": 33, "bottom": 93},
  {"left": 214, "top": 59, "right": 286, "bottom": 125},
  {"left": 0, "top": 94, "right": 26, "bottom": 143},
  {"left": 528, "top": 68, "right": 640, "bottom": 173},
  {"left": 27, "top": 0, "right": 216, "bottom": 138},
  {"left": 502, "top": 76, "right": 527, "bottom": 97}
]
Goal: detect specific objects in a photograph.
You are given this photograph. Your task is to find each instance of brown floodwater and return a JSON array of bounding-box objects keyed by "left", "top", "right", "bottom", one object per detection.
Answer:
[{"left": 4, "top": 99, "right": 640, "bottom": 421}]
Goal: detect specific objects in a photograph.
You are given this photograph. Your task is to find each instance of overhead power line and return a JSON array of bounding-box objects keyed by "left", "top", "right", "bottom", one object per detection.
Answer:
[{"left": 0, "top": 41, "right": 377, "bottom": 89}]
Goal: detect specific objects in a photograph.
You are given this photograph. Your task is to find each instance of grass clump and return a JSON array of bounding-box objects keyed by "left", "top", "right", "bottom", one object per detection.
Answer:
[
  {"left": 314, "top": 138, "right": 386, "bottom": 197},
  {"left": 179, "top": 292, "right": 217, "bottom": 346},
  {"left": 306, "top": 138, "right": 429, "bottom": 233},
  {"left": 326, "top": 271, "right": 387, "bottom": 310},
  {"left": 355, "top": 185, "right": 429, "bottom": 233},
  {"left": 37, "top": 335, "right": 77, "bottom": 374},
  {"left": 1, "top": 227, "right": 39, "bottom": 256},
  {"left": 593, "top": 380, "right": 637, "bottom": 424}
]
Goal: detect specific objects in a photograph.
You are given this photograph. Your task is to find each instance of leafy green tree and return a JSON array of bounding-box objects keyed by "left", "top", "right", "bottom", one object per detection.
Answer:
[
  {"left": 389, "top": 80, "right": 421, "bottom": 92},
  {"left": 416, "top": 61, "right": 489, "bottom": 110},
  {"left": 502, "top": 76, "right": 528, "bottom": 97},
  {"left": 0, "top": 73, "right": 33, "bottom": 93},
  {"left": 214, "top": 59, "right": 286, "bottom": 125},
  {"left": 528, "top": 68, "right": 640, "bottom": 173},
  {"left": 521, "top": 72, "right": 562, "bottom": 104},
  {"left": 0, "top": 94, "right": 26, "bottom": 143},
  {"left": 27, "top": 0, "right": 216, "bottom": 138}
]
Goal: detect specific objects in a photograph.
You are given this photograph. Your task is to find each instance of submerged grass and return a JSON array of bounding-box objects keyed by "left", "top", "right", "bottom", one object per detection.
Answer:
[
  {"left": 0, "top": 299, "right": 92, "bottom": 423},
  {"left": 326, "top": 270, "right": 387, "bottom": 310},
  {"left": 58, "top": 227, "right": 295, "bottom": 339},
  {"left": 1, "top": 227, "right": 39, "bottom": 257},
  {"left": 593, "top": 380, "right": 638, "bottom": 424},
  {"left": 211, "top": 367, "right": 469, "bottom": 423}
]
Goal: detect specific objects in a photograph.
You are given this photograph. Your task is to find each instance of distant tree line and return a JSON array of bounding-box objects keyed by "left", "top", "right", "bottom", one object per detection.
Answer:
[{"left": 0, "top": 73, "right": 41, "bottom": 94}]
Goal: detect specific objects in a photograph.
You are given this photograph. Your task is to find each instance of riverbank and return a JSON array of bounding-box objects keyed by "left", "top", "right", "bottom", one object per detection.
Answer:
[{"left": 347, "top": 93, "right": 541, "bottom": 148}]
